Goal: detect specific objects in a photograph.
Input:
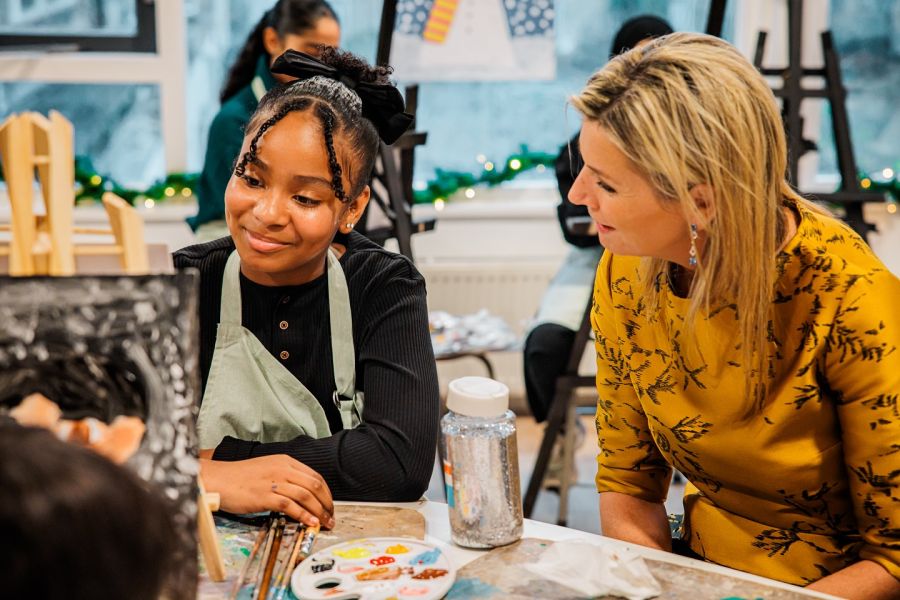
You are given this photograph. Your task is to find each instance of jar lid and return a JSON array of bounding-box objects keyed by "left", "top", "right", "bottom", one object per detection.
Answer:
[{"left": 446, "top": 376, "right": 509, "bottom": 418}]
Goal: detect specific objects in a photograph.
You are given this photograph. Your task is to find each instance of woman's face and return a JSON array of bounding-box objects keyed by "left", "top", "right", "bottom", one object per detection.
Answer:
[
  {"left": 224, "top": 110, "right": 366, "bottom": 286},
  {"left": 265, "top": 17, "right": 341, "bottom": 65},
  {"left": 569, "top": 120, "right": 693, "bottom": 265}
]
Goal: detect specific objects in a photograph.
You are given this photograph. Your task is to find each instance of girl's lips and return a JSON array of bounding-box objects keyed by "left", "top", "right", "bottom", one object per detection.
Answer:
[
  {"left": 245, "top": 229, "right": 289, "bottom": 253},
  {"left": 597, "top": 223, "right": 616, "bottom": 234}
]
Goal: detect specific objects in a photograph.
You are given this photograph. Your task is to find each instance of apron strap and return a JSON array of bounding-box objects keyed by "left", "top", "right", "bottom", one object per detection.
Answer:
[
  {"left": 220, "top": 250, "right": 242, "bottom": 325},
  {"left": 251, "top": 75, "right": 267, "bottom": 103},
  {"left": 326, "top": 249, "right": 362, "bottom": 428}
]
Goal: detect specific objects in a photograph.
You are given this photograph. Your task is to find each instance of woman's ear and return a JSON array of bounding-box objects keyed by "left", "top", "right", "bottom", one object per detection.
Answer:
[
  {"left": 263, "top": 27, "right": 284, "bottom": 62},
  {"left": 340, "top": 186, "right": 371, "bottom": 234},
  {"left": 689, "top": 184, "right": 716, "bottom": 226}
]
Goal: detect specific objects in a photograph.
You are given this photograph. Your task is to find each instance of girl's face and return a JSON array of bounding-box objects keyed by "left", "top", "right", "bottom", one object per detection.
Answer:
[
  {"left": 224, "top": 110, "right": 368, "bottom": 286},
  {"left": 568, "top": 120, "right": 693, "bottom": 265}
]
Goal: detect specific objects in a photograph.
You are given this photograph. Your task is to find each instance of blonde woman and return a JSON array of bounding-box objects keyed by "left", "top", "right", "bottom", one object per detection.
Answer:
[{"left": 569, "top": 33, "right": 900, "bottom": 598}]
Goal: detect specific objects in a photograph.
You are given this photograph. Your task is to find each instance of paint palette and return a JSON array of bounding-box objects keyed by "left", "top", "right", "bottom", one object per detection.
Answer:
[{"left": 291, "top": 537, "right": 456, "bottom": 600}]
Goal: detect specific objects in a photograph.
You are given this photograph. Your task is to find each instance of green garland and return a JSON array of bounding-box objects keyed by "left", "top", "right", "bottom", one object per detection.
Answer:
[
  {"left": 1, "top": 151, "right": 897, "bottom": 210},
  {"left": 73, "top": 156, "right": 198, "bottom": 206},
  {"left": 412, "top": 145, "right": 557, "bottom": 204}
]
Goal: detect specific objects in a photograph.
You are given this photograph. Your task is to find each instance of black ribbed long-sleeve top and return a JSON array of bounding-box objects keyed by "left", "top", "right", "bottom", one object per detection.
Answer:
[{"left": 173, "top": 232, "right": 439, "bottom": 501}]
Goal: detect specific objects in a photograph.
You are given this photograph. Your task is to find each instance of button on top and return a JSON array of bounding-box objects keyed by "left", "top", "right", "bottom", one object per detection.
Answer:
[
  {"left": 279, "top": 350, "right": 290, "bottom": 360},
  {"left": 281, "top": 296, "right": 290, "bottom": 304},
  {"left": 279, "top": 320, "right": 289, "bottom": 330}
]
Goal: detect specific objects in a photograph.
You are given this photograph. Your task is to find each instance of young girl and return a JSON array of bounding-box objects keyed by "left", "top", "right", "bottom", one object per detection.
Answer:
[
  {"left": 189, "top": 0, "right": 341, "bottom": 239},
  {"left": 175, "top": 48, "right": 438, "bottom": 529},
  {"left": 571, "top": 33, "right": 900, "bottom": 598}
]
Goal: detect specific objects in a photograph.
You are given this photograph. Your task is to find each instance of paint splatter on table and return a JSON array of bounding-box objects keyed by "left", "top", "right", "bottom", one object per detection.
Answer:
[{"left": 447, "top": 538, "right": 816, "bottom": 599}]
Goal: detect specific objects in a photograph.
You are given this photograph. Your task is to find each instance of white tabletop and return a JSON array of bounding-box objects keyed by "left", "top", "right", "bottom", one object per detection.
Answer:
[{"left": 343, "top": 499, "right": 838, "bottom": 599}]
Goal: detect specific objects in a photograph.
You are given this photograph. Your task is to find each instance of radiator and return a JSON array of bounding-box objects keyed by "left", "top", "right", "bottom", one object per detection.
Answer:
[
  {"left": 418, "top": 261, "right": 560, "bottom": 409},
  {"left": 419, "top": 261, "right": 559, "bottom": 337}
]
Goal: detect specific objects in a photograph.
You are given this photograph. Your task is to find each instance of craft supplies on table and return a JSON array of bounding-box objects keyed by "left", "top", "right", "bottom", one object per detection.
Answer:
[
  {"left": 292, "top": 538, "right": 456, "bottom": 600},
  {"left": 201, "top": 505, "right": 427, "bottom": 600},
  {"left": 442, "top": 377, "right": 523, "bottom": 548}
]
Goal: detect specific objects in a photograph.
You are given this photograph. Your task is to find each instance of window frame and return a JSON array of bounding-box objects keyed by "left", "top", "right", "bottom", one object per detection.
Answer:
[{"left": 0, "top": 0, "right": 156, "bottom": 53}]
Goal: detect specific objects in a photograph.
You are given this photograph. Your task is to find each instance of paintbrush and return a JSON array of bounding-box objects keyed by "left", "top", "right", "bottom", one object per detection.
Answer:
[
  {"left": 255, "top": 517, "right": 285, "bottom": 600},
  {"left": 229, "top": 524, "right": 268, "bottom": 600},
  {"left": 273, "top": 523, "right": 319, "bottom": 600},
  {"left": 281, "top": 525, "right": 319, "bottom": 597},
  {"left": 249, "top": 517, "right": 276, "bottom": 600},
  {"left": 269, "top": 524, "right": 306, "bottom": 600}
]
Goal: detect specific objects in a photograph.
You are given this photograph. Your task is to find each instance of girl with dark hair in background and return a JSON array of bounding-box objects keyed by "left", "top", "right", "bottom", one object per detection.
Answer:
[
  {"left": 175, "top": 48, "right": 439, "bottom": 529},
  {"left": 188, "top": 0, "right": 340, "bottom": 240}
]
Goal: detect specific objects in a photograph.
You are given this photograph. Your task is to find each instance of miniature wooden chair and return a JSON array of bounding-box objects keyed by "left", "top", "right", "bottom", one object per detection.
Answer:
[{"left": 0, "top": 111, "right": 149, "bottom": 276}]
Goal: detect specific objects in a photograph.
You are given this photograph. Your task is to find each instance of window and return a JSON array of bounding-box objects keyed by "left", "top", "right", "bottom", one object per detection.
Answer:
[
  {"left": 818, "top": 0, "right": 900, "bottom": 177},
  {"left": 0, "top": 0, "right": 154, "bottom": 52}
]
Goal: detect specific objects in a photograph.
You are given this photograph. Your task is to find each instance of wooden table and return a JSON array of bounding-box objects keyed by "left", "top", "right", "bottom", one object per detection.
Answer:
[{"left": 201, "top": 499, "right": 838, "bottom": 599}]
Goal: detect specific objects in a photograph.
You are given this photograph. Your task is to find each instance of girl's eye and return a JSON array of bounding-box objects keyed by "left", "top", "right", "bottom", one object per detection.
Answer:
[
  {"left": 597, "top": 180, "right": 617, "bottom": 194},
  {"left": 293, "top": 195, "right": 321, "bottom": 207},
  {"left": 241, "top": 174, "right": 262, "bottom": 188}
]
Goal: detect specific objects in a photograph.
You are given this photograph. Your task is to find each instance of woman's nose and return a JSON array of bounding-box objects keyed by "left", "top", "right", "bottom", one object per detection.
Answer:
[{"left": 568, "top": 168, "right": 590, "bottom": 207}]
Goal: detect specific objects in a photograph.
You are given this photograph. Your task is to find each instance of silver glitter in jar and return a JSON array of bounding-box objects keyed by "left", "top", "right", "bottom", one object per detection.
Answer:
[{"left": 442, "top": 377, "right": 523, "bottom": 549}]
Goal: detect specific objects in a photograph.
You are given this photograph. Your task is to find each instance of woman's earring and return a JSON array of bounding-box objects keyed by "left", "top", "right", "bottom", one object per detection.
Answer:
[
  {"left": 346, "top": 222, "right": 355, "bottom": 230},
  {"left": 688, "top": 223, "right": 699, "bottom": 267}
]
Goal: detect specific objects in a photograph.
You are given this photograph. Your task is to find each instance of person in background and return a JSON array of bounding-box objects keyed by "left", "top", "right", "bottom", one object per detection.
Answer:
[
  {"left": 175, "top": 48, "right": 438, "bottom": 529},
  {"left": 0, "top": 424, "right": 176, "bottom": 600},
  {"left": 188, "top": 0, "right": 341, "bottom": 240},
  {"left": 523, "top": 15, "right": 672, "bottom": 489},
  {"left": 572, "top": 32, "right": 900, "bottom": 597}
]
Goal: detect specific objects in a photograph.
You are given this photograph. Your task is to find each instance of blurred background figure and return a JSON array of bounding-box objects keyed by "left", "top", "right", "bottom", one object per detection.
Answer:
[
  {"left": 0, "top": 424, "right": 177, "bottom": 600},
  {"left": 523, "top": 15, "right": 673, "bottom": 490},
  {"left": 188, "top": 0, "right": 341, "bottom": 240}
]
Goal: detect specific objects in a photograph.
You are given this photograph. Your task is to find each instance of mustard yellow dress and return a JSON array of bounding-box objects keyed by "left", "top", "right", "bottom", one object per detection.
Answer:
[{"left": 592, "top": 202, "right": 900, "bottom": 586}]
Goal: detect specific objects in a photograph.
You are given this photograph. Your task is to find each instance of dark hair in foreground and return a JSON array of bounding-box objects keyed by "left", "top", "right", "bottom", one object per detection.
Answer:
[
  {"left": 235, "top": 46, "right": 390, "bottom": 203},
  {"left": 0, "top": 425, "right": 177, "bottom": 600},
  {"left": 221, "top": 0, "right": 338, "bottom": 102}
]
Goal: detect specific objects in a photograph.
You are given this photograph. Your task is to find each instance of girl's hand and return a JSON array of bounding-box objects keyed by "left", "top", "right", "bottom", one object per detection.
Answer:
[{"left": 200, "top": 454, "right": 335, "bottom": 528}]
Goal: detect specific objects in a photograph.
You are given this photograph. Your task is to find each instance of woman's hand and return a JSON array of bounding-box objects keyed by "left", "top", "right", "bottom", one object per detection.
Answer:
[{"left": 200, "top": 455, "right": 335, "bottom": 529}]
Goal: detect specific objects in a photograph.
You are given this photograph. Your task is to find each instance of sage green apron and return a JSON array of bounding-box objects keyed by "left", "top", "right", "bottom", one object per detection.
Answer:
[{"left": 197, "top": 249, "right": 364, "bottom": 449}]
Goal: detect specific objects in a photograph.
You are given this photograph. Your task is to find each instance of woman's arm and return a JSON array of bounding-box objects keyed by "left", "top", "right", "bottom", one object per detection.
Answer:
[
  {"left": 823, "top": 269, "right": 900, "bottom": 586},
  {"left": 599, "top": 492, "right": 672, "bottom": 551},
  {"left": 806, "top": 560, "right": 900, "bottom": 599}
]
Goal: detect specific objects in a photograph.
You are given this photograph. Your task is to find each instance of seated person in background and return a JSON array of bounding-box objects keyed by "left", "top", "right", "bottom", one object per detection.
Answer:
[
  {"left": 570, "top": 32, "right": 900, "bottom": 598},
  {"left": 0, "top": 424, "right": 176, "bottom": 600},
  {"left": 188, "top": 0, "right": 341, "bottom": 240},
  {"left": 175, "top": 48, "right": 439, "bottom": 529},
  {"left": 523, "top": 15, "right": 672, "bottom": 487}
]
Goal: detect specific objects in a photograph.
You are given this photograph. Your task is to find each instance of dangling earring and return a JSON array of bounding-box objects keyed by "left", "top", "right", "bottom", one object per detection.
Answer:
[{"left": 688, "top": 223, "right": 698, "bottom": 267}]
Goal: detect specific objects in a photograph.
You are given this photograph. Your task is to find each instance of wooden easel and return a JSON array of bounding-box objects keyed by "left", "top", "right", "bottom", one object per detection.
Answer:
[
  {"left": 198, "top": 478, "right": 226, "bottom": 582},
  {"left": 754, "top": 0, "right": 886, "bottom": 241},
  {"left": 0, "top": 110, "right": 226, "bottom": 580},
  {"left": 0, "top": 111, "right": 149, "bottom": 275}
]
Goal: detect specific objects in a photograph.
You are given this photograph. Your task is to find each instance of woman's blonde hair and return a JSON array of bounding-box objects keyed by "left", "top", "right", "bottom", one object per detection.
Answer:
[{"left": 572, "top": 32, "right": 819, "bottom": 408}]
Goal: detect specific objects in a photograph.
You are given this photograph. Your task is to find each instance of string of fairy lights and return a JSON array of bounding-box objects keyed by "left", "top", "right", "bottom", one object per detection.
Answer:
[{"left": 2, "top": 153, "right": 898, "bottom": 211}]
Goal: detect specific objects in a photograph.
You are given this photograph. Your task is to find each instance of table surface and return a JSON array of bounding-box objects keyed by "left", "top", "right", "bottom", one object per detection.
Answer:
[{"left": 205, "top": 499, "right": 838, "bottom": 599}]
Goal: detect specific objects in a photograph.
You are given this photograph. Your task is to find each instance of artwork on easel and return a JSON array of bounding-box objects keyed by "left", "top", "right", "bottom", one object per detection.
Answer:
[
  {"left": 0, "top": 273, "right": 200, "bottom": 599},
  {"left": 390, "top": 0, "right": 556, "bottom": 81}
]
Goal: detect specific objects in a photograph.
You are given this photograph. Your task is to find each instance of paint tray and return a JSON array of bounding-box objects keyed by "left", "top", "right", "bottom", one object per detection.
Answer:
[{"left": 292, "top": 537, "right": 456, "bottom": 600}]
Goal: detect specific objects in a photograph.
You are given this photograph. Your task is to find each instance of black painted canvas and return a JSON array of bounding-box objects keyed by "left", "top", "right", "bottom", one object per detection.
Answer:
[{"left": 0, "top": 273, "right": 200, "bottom": 599}]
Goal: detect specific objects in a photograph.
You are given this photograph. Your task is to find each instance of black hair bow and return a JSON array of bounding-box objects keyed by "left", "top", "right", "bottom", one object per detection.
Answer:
[{"left": 271, "top": 50, "right": 414, "bottom": 145}]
